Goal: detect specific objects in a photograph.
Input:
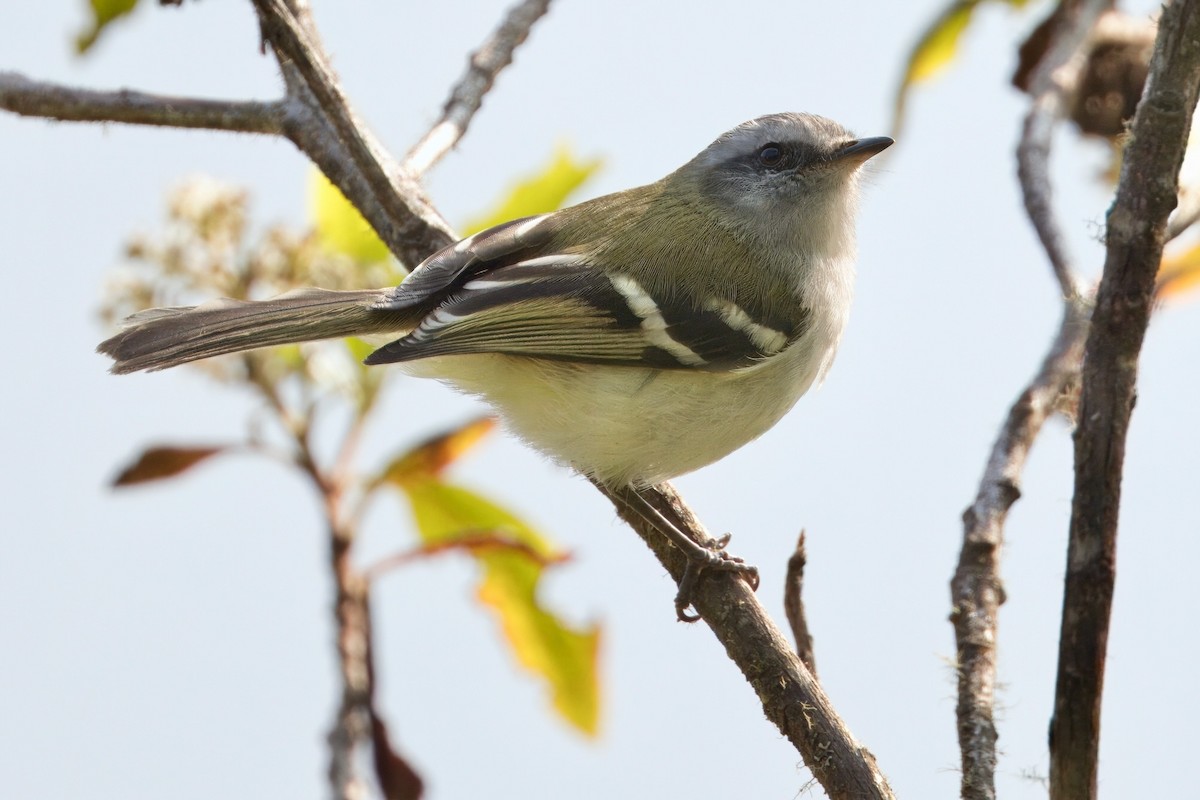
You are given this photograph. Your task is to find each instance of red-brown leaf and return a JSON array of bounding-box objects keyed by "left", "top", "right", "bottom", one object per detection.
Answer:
[
  {"left": 370, "top": 710, "right": 424, "bottom": 800},
  {"left": 112, "top": 445, "right": 227, "bottom": 487}
]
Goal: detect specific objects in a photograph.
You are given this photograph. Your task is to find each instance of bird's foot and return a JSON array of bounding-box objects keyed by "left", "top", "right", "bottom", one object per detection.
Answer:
[{"left": 674, "top": 535, "right": 760, "bottom": 622}]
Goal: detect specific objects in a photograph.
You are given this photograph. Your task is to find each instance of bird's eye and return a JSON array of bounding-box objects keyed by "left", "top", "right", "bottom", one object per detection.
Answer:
[{"left": 758, "top": 144, "right": 783, "bottom": 167}]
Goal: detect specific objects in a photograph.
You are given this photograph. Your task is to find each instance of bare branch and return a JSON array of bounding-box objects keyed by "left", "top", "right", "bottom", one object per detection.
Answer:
[
  {"left": 328, "top": 557, "right": 373, "bottom": 800},
  {"left": 0, "top": 71, "right": 285, "bottom": 134},
  {"left": 275, "top": 90, "right": 456, "bottom": 269},
  {"left": 784, "top": 531, "right": 817, "bottom": 677},
  {"left": 1167, "top": 183, "right": 1200, "bottom": 240},
  {"left": 949, "top": 4, "right": 1108, "bottom": 797},
  {"left": 365, "top": 532, "right": 569, "bottom": 580},
  {"left": 1016, "top": 0, "right": 1112, "bottom": 300},
  {"left": 1051, "top": 2, "right": 1200, "bottom": 798},
  {"left": 951, "top": 296, "right": 1088, "bottom": 800},
  {"left": 404, "top": 0, "right": 553, "bottom": 174},
  {"left": 250, "top": 0, "right": 456, "bottom": 268},
  {"left": 604, "top": 483, "right": 894, "bottom": 800}
]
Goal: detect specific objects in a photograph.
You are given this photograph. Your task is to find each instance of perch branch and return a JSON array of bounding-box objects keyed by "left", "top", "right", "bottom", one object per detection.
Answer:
[
  {"left": 1050, "top": 2, "right": 1200, "bottom": 798},
  {"left": 604, "top": 483, "right": 894, "bottom": 800},
  {"left": 404, "top": 0, "right": 553, "bottom": 175}
]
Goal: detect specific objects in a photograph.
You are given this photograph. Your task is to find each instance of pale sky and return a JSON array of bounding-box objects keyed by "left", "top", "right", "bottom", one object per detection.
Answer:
[{"left": 3, "top": 2, "right": 1197, "bottom": 798}]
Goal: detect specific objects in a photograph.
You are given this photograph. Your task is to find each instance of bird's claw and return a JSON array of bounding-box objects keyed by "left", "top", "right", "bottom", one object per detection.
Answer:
[{"left": 673, "top": 534, "right": 760, "bottom": 622}]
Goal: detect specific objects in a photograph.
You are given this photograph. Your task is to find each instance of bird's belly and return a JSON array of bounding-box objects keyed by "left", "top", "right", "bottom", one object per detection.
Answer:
[{"left": 400, "top": 341, "right": 828, "bottom": 487}]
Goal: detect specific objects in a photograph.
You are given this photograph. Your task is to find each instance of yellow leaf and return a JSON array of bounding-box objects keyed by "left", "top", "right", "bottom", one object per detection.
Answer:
[
  {"left": 463, "top": 144, "right": 602, "bottom": 235},
  {"left": 892, "top": 0, "right": 1034, "bottom": 134},
  {"left": 381, "top": 417, "right": 497, "bottom": 484},
  {"left": 309, "top": 170, "right": 391, "bottom": 264},
  {"left": 1158, "top": 241, "right": 1200, "bottom": 299},
  {"left": 476, "top": 544, "right": 601, "bottom": 736},
  {"left": 400, "top": 478, "right": 601, "bottom": 736},
  {"left": 905, "top": 2, "right": 976, "bottom": 85},
  {"left": 76, "top": 0, "right": 139, "bottom": 54}
]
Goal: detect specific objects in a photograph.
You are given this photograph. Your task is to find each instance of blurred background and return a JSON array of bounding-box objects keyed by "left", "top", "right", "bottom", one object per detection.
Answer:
[{"left": 2, "top": 1, "right": 1197, "bottom": 798}]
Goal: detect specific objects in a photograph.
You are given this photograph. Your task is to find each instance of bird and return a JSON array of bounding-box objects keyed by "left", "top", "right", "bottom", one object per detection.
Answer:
[{"left": 99, "top": 112, "right": 892, "bottom": 620}]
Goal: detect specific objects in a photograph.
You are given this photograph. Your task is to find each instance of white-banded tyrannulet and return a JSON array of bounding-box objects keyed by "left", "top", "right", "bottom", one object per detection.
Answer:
[{"left": 100, "top": 113, "right": 892, "bottom": 619}]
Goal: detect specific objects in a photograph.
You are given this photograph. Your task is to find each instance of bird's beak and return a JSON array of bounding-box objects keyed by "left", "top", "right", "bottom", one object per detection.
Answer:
[{"left": 835, "top": 136, "right": 894, "bottom": 163}]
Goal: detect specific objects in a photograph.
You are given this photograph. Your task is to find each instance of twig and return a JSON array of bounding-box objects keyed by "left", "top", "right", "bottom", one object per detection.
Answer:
[
  {"left": 0, "top": 68, "right": 454, "bottom": 272},
  {"left": 250, "top": 0, "right": 398, "bottom": 214},
  {"left": 605, "top": 483, "right": 894, "bottom": 800},
  {"left": 1166, "top": 186, "right": 1200, "bottom": 240},
  {"left": 284, "top": 411, "right": 370, "bottom": 800},
  {"left": 1015, "top": 0, "right": 1111, "bottom": 300},
  {"left": 0, "top": 71, "right": 285, "bottom": 133},
  {"left": 404, "top": 0, "right": 553, "bottom": 175},
  {"left": 365, "top": 531, "right": 569, "bottom": 580},
  {"left": 250, "top": 0, "right": 457, "bottom": 269},
  {"left": 784, "top": 531, "right": 817, "bottom": 677},
  {"left": 951, "top": 296, "right": 1088, "bottom": 800},
  {"left": 1050, "top": 2, "right": 1200, "bottom": 798},
  {"left": 950, "top": 4, "right": 1106, "bottom": 798},
  {"left": 328, "top": 544, "right": 373, "bottom": 800},
  {"left": 278, "top": 91, "right": 457, "bottom": 271}
]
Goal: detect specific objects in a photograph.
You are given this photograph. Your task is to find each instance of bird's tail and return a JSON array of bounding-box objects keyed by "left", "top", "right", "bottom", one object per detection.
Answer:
[{"left": 99, "top": 287, "right": 414, "bottom": 374}]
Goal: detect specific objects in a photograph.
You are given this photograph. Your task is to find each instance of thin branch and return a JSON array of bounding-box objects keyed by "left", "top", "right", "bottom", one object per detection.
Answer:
[
  {"left": 783, "top": 531, "right": 817, "bottom": 677},
  {"left": 404, "top": 0, "right": 553, "bottom": 174},
  {"left": 951, "top": 296, "right": 1088, "bottom": 800},
  {"left": 1166, "top": 184, "right": 1200, "bottom": 240},
  {"left": 365, "top": 532, "right": 569, "bottom": 580},
  {"left": 950, "top": 4, "right": 1107, "bottom": 797},
  {"left": 274, "top": 90, "right": 455, "bottom": 270},
  {"left": 250, "top": 0, "right": 457, "bottom": 269},
  {"left": 328, "top": 547, "right": 373, "bottom": 800},
  {"left": 603, "top": 483, "right": 894, "bottom": 800},
  {"left": 0, "top": 67, "right": 454, "bottom": 272},
  {"left": 0, "top": 71, "right": 285, "bottom": 133},
  {"left": 1016, "top": 0, "right": 1112, "bottom": 300},
  {"left": 250, "top": 0, "right": 394, "bottom": 198},
  {"left": 1051, "top": 3, "right": 1200, "bottom": 798}
]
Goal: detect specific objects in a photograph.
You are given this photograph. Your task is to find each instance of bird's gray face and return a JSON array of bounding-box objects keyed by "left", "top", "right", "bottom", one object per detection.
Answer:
[{"left": 682, "top": 113, "right": 892, "bottom": 246}]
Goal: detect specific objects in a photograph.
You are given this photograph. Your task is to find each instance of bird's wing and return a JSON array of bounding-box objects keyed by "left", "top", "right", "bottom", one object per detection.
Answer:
[
  {"left": 373, "top": 214, "right": 561, "bottom": 311},
  {"left": 365, "top": 255, "right": 808, "bottom": 371}
]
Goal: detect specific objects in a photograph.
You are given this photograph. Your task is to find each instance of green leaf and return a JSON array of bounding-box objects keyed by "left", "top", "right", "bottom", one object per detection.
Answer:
[
  {"left": 892, "top": 0, "right": 1034, "bottom": 134},
  {"left": 76, "top": 0, "right": 140, "bottom": 54},
  {"left": 462, "top": 144, "right": 602, "bottom": 236},
  {"left": 309, "top": 170, "right": 391, "bottom": 265},
  {"left": 394, "top": 475, "right": 601, "bottom": 736},
  {"left": 112, "top": 444, "right": 228, "bottom": 487}
]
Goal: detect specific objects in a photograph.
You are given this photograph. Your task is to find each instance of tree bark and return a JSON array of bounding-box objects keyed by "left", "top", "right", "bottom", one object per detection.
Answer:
[{"left": 1050, "top": 3, "right": 1200, "bottom": 797}]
